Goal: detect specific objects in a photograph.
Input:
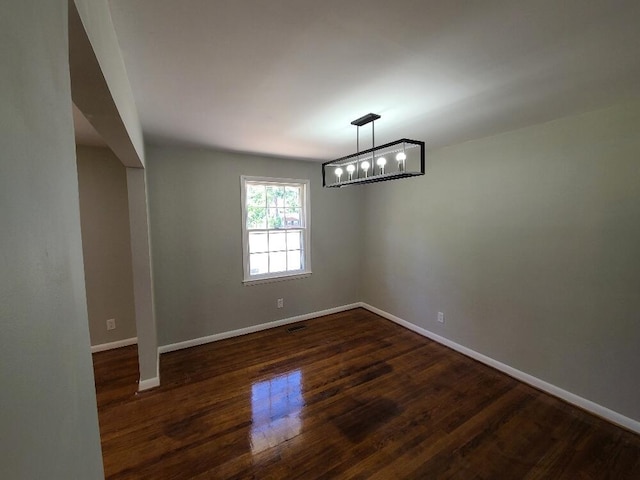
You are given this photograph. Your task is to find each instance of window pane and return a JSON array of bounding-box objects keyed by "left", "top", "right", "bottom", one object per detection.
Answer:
[
  {"left": 247, "top": 207, "right": 267, "bottom": 229},
  {"left": 269, "top": 252, "right": 287, "bottom": 273},
  {"left": 268, "top": 231, "right": 286, "bottom": 252},
  {"left": 287, "top": 250, "right": 302, "bottom": 271},
  {"left": 284, "top": 207, "right": 301, "bottom": 227},
  {"left": 247, "top": 184, "right": 266, "bottom": 207},
  {"left": 267, "top": 208, "right": 285, "bottom": 229},
  {"left": 285, "top": 186, "right": 301, "bottom": 207},
  {"left": 266, "top": 186, "right": 285, "bottom": 208},
  {"left": 286, "top": 231, "right": 301, "bottom": 249},
  {"left": 249, "top": 232, "right": 268, "bottom": 253},
  {"left": 250, "top": 253, "right": 269, "bottom": 275},
  {"left": 243, "top": 178, "right": 310, "bottom": 281}
]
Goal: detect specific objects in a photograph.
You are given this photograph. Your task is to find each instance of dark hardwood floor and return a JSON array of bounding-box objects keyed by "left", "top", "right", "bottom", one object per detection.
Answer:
[{"left": 93, "top": 308, "right": 640, "bottom": 479}]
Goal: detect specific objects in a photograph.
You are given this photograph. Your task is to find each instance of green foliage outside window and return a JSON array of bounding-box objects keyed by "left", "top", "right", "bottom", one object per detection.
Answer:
[{"left": 247, "top": 184, "right": 301, "bottom": 229}]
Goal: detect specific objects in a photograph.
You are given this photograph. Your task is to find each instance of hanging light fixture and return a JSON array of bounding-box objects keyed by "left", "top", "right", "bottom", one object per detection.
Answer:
[{"left": 322, "top": 113, "right": 425, "bottom": 187}]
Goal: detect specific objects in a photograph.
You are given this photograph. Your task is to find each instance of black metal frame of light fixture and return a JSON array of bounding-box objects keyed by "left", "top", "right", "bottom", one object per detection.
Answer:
[{"left": 322, "top": 113, "right": 425, "bottom": 188}]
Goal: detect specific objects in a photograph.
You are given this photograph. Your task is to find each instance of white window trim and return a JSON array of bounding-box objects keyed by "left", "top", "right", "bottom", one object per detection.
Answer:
[{"left": 241, "top": 175, "right": 312, "bottom": 285}]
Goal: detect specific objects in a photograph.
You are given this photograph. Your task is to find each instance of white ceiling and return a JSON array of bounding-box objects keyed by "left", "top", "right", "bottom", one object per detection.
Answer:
[{"left": 107, "top": 0, "right": 640, "bottom": 161}]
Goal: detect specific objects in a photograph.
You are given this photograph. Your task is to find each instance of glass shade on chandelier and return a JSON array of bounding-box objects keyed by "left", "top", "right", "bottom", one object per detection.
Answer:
[{"left": 322, "top": 113, "right": 425, "bottom": 187}]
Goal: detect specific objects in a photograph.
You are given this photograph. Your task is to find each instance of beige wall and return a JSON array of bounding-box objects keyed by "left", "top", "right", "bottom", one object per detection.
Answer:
[
  {"left": 146, "top": 146, "right": 363, "bottom": 346},
  {"left": 0, "top": 1, "right": 104, "bottom": 477},
  {"left": 361, "top": 101, "right": 640, "bottom": 422},
  {"left": 76, "top": 146, "right": 137, "bottom": 346}
]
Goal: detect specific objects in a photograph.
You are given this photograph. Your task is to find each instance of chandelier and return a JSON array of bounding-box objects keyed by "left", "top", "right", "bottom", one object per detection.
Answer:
[{"left": 322, "top": 113, "right": 425, "bottom": 187}]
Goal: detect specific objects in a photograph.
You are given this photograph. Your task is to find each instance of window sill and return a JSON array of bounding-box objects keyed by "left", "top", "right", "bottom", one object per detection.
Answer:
[{"left": 243, "top": 271, "right": 312, "bottom": 286}]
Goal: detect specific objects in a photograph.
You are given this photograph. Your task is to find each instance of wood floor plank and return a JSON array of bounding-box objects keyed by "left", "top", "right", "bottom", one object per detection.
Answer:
[{"left": 93, "top": 308, "right": 640, "bottom": 479}]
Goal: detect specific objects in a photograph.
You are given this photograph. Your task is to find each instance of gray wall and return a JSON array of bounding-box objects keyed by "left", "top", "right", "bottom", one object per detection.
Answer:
[
  {"left": 146, "top": 146, "right": 362, "bottom": 346},
  {"left": 77, "top": 146, "right": 137, "bottom": 346},
  {"left": 361, "top": 101, "right": 640, "bottom": 422},
  {"left": 0, "top": 0, "right": 104, "bottom": 478}
]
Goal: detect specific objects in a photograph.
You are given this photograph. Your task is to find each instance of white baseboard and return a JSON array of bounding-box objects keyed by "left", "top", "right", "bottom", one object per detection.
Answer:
[
  {"left": 138, "top": 376, "right": 160, "bottom": 391},
  {"left": 91, "top": 338, "right": 160, "bottom": 391},
  {"left": 158, "top": 303, "right": 362, "bottom": 354},
  {"left": 137, "top": 343, "right": 162, "bottom": 392},
  {"left": 91, "top": 337, "right": 137, "bottom": 353},
  {"left": 360, "top": 302, "right": 640, "bottom": 435}
]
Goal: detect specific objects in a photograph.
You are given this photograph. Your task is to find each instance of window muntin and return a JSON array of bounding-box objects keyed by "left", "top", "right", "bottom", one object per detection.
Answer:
[{"left": 241, "top": 176, "right": 310, "bottom": 283}]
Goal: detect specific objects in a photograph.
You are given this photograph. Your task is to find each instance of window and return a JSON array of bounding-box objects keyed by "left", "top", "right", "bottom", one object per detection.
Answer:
[{"left": 241, "top": 176, "right": 311, "bottom": 283}]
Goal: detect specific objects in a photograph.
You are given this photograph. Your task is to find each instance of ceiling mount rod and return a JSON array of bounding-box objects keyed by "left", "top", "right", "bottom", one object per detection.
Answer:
[
  {"left": 351, "top": 113, "right": 380, "bottom": 126},
  {"left": 353, "top": 113, "right": 380, "bottom": 171}
]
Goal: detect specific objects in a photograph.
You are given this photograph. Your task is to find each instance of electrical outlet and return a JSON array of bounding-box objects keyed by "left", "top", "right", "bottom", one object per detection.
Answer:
[
  {"left": 437, "top": 312, "right": 445, "bottom": 324},
  {"left": 106, "top": 318, "right": 116, "bottom": 330},
  {"left": 277, "top": 298, "right": 284, "bottom": 308}
]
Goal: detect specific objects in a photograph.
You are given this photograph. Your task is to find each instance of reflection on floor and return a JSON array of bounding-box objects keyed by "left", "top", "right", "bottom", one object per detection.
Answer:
[{"left": 251, "top": 370, "right": 303, "bottom": 453}]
